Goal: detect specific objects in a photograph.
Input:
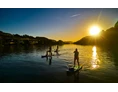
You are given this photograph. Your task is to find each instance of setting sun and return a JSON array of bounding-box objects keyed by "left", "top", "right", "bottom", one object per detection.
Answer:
[{"left": 89, "top": 26, "right": 101, "bottom": 36}]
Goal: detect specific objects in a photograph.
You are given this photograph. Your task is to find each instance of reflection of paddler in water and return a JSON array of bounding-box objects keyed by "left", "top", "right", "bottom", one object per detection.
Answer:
[
  {"left": 46, "top": 54, "right": 52, "bottom": 65},
  {"left": 66, "top": 67, "right": 80, "bottom": 82},
  {"left": 74, "top": 70, "right": 80, "bottom": 82},
  {"left": 49, "top": 56, "right": 52, "bottom": 65}
]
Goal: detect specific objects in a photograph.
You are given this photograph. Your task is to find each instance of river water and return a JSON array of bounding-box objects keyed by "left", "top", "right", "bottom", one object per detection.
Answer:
[{"left": 0, "top": 44, "right": 118, "bottom": 83}]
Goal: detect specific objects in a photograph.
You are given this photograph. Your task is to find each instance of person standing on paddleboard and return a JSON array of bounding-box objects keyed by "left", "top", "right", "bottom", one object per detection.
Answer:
[
  {"left": 73, "top": 48, "right": 79, "bottom": 67},
  {"left": 46, "top": 46, "right": 52, "bottom": 56},
  {"left": 55, "top": 45, "right": 59, "bottom": 55},
  {"left": 55, "top": 45, "right": 59, "bottom": 52}
]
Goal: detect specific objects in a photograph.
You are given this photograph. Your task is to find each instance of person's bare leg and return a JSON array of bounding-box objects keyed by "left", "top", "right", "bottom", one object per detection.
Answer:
[
  {"left": 74, "top": 58, "right": 76, "bottom": 67},
  {"left": 49, "top": 52, "right": 52, "bottom": 56},
  {"left": 77, "top": 58, "right": 79, "bottom": 66}
]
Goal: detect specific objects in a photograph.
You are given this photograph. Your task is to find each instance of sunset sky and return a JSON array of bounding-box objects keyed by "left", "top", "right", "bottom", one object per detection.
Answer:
[{"left": 0, "top": 8, "right": 118, "bottom": 41}]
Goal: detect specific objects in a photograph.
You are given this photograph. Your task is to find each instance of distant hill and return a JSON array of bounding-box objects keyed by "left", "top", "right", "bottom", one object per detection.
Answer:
[
  {"left": 0, "top": 31, "right": 66, "bottom": 46},
  {"left": 74, "top": 21, "right": 118, "bottom": 46}
]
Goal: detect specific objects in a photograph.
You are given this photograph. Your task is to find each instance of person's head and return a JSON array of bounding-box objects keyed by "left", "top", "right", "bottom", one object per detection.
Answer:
[{"left": 75, "top": 48, "right": 78, "bottom": 51}]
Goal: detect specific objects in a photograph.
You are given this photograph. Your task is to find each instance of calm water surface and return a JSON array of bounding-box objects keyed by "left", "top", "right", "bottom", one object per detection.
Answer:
[{"left": 0, "top": 44, "right": 118, "bottom": 83}]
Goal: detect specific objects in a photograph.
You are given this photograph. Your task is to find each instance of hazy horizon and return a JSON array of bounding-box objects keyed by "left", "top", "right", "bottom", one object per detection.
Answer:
[{"left": 0, "top": 8, "right": 118, "bottom": 41}]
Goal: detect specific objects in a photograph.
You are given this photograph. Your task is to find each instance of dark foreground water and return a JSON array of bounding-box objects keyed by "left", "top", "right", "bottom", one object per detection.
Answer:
[{"left": 0, "top": 44, "right": 118, "bottom": 83}]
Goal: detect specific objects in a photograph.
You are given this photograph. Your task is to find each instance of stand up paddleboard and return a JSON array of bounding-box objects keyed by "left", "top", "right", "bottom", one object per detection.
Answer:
[
  {"left": 66, "top": 64, "right": 82, "bottom": 76},
  {"left": 41, "top": 55, "right": 52, "bottom": 58},
  {"left": 67, "top": 64, "right": 82, "bottom": 72},
  {"left": 70, "top": 66, "right": 82, "bottom": 72},
  {"left": 41, "top": 54, "right": 61, "bottom": 58}
]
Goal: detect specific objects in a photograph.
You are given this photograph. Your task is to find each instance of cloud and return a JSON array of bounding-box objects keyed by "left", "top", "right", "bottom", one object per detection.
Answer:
[{"left": 70, "top": 14, "right": 81, "bottom": 18}]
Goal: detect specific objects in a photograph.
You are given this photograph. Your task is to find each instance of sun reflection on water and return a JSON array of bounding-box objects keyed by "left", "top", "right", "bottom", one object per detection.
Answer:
[{"left": 91, "top": 46, "right": 100, "bottom": 69}]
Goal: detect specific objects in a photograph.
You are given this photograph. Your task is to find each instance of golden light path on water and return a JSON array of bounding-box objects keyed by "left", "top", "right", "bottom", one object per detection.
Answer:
[
  {"left": 91, "top": 46, "right": 100, "bottom": 69},
  {"left": 58, "top": 44, "right": 115, "bottom": 72}
]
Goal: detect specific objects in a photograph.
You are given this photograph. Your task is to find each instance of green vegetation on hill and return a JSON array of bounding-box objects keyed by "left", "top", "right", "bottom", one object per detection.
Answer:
[{"left": 0, "top": 31, "right": 68, "bottom": 46}]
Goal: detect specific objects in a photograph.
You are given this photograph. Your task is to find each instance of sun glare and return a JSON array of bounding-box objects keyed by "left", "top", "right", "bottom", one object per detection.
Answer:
[{"left": 89, "top": 26, "right": 101, "bottom": 36}]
